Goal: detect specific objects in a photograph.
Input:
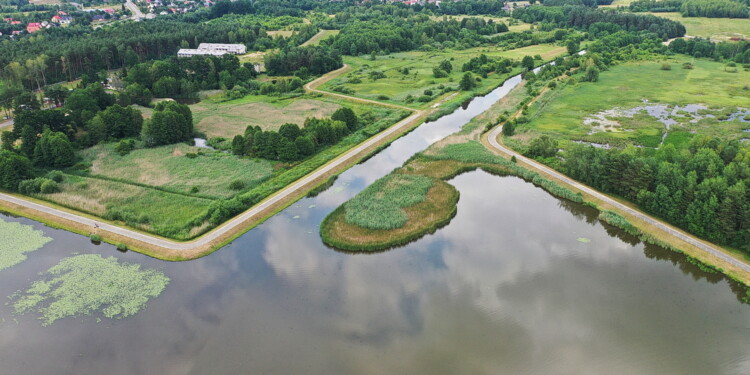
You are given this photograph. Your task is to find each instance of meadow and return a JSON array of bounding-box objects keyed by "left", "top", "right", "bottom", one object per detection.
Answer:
[
  {"left": 40, "top": 173, "right": 214, "bottom": 239},
  {"left": 517, "top": 56, "right": 750, "bottom": 147},
  {"left": 191, "top": 94, "right": 395, "bottom": 139},
  {"left": 648, "top": 12, "right": 750, "bottom": 41},
  {"left": 319, "top": 44, "right": 568, "bottom": 109},
  {"left": 78, "top": 143, "right": 275, "bottom": 199}
]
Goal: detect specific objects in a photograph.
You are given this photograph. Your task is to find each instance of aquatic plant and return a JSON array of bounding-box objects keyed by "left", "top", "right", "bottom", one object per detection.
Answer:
[
  {"left": 345, "top": 174, "right": 433, "bottom": 230},
  {"left": 0, "top": 219, "right": 52, "bottom": 271},
  {"left": 12, "top": 254, "right": 170, "bottom": 326}
]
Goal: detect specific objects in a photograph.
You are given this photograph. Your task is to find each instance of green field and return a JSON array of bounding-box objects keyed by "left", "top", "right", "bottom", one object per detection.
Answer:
[
  {"left": 191, "top": 94, "right": 398, "bottom": 139},
  {"left": 517, "top": 56, "right": 750, "bottom": 148},
  {"left": 78, "top": 143, "right": 275, "bottom": 199},
  {"left": 320, "top": 44, "right": 568, "bottom": 109},
  {"left": 649, "top": 12, "right": 750, "bottom": 41}
]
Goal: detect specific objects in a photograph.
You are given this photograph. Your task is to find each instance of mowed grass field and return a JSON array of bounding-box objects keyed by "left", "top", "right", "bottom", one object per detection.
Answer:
[
  {"left": 648, "top": 12, "right": 750, "bottom": 41},
  {"left": 321, "top": 44, "right": 568, "bottom": 108},
  {"left": 518, "top": 56, "right": 750, "bottom": 147},
  {"left": 191, "top": 94, "right": 398, "bottom": 139},
  {"left": 78, "top": 143, "right": 275, "bottom": 198},
  {"left": 300, "top": 29, "right": 340, "bottom": 47}
]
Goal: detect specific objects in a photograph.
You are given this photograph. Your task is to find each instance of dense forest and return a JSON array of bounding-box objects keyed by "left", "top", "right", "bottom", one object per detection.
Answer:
[
  {"left": 562, "top": 140, "right": 750, "bottom": 251},
  {"left": 513, "top": 5, "right": 686, "bottom": 38}
]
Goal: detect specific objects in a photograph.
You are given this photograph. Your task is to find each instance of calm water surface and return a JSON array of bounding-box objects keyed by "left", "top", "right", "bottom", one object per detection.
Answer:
[{"left": 1, "top": 74, "right": 750, "bottom": 375}]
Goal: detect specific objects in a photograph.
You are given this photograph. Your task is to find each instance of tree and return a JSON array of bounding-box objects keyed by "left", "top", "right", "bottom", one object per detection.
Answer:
[
  {"left": 584, "top": 66, "right": 600, "bottom": 82},
  {"left": 143, "top": 110, "right": 186, "bottom": 147},
  {"left": 567, "top": 40, "right": 580, "bottom": 56},
  {"left": 503, "top": 122, "right": 515, "bottom": 136},
  {"left": 93, "top": 104, "right": 143, "bottom": 141},
  {"left": 0, "top": 150, "right": 33, "bottom": 191},
  {"left": 295, "top": 136, "right": 315, "bottom": 157},
  {"left": 521, "top": 55, "right": 535, "bottom": 71},
  {"left": 459, "top": 72, "right": 477, "bottom": 91},
  {"left": 279, "top": 123, "right": 302, "bottom": 140},
  {"left": 331, "top": 107, "right": 358, "bottom": 131},
  {"left": 527, "top": 135, "right": 558, "bottom": 158},
  {"left": 439, "top": 59, "right": 453, "bottom": 73},
  {"left": 232, "top": 135, "right": 245, "bottom": 155},
  {"left": 20, "top": 126, "right": 37, "bottom": 158},
  {"left": 33, "top": 130, "right": 75, "bottom": 168},
  {"left": 45, "top": 85, "right": 69, "bottom": 107}
]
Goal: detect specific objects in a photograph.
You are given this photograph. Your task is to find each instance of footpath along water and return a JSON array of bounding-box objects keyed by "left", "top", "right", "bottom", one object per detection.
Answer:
[{"left": 2, "top": 66, "right": 750, "bottom": 374}]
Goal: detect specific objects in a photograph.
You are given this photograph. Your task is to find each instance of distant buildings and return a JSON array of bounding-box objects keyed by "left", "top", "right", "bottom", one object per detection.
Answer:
[{"left": 178, "top": 43, "right": 247, "bottom": 57}]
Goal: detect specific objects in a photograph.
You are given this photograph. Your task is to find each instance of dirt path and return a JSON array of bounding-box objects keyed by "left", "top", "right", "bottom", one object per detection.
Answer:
[
  {"left": 0, "top": 68, "right": 426, "bottom": 260},
  {"left": 483, "top": 124, "right": 750, "bottom": 280}
]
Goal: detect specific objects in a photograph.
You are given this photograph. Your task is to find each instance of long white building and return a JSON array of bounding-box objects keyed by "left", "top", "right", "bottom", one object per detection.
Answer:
[{"left": 178, "top": 43, "right": 247, "bottom": 57}]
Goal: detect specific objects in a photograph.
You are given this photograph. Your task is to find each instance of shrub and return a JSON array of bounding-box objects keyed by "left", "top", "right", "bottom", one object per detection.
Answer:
[
  {"left": 376, "top": 95, "right": 390, "bottom": 100},
  {"left": 115, "top": 139, "right": 136, "bottom": 156},
  {"left": 682, "top": 62, "right": 693, "bottom": 70},
  {"left": 47, "top": 170, "right": 65, "bottom": 183},
  {"left": 229, "top": 180, "right": 245, "bottom": 190},
  {"left": 90, "top": 234, "right": 102, "bottom": 243},
  {"left": 660, "top": 63, "right": 671, "bottom": 71},
  {"left": 116, "top": 243, "right": 128, "bottom": 252},
  {"left": 40, "top": 179, "right": 59, "bottom": 194},
  {"left": 190, "top": 186, "right": 199, "bottom": 194},
  {"left": 417, "top": 95, "right": 432, "bottom": 102},
  {"left": 185, "top": 152, "right": 198, "bottom": 159}
]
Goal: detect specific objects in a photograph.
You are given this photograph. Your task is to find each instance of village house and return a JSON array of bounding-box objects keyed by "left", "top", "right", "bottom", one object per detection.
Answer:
[{"left": 26, "top": 22, "right": 42, "bottom": 33}]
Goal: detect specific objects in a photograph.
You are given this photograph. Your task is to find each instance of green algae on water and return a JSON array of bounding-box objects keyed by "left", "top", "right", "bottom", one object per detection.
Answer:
[
  {"left": 577, "top": 237, "right": 591, "bottom": 243},
  {"left": 0, "top": 219, "right": 52, "bottom": 271},
  {"left": 12, "top": 254, "right": 170, "bottom": 326}
]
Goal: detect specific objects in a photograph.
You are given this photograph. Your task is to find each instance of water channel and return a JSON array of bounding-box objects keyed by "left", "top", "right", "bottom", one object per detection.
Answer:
[{"left": 1, "top": 71, "right": 750, "bottom": 374}]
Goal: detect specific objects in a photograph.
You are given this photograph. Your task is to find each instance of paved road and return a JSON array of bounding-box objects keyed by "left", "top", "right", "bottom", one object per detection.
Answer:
[
  {"left": 486, "top": 125, "right": 750, "bottom": 274},
  {"left": 0, "top": 70, "right": 424, "bottom": 254}
]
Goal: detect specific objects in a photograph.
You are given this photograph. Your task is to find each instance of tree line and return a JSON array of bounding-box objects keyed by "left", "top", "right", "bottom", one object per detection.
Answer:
[{"left": 562, "top": 139, "right": 750, "bottom": 251}]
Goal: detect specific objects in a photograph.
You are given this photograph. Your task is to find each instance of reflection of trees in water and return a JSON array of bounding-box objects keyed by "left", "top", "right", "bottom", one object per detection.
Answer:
[
  {"left": 555, "top": 194, "right": 750, "bottom": 304},
  {"left": 556, "top": 198, "right": 599, "bottom": 226},
  {"left": 642, "top": 242, "right": 750, "bottom": 305}
]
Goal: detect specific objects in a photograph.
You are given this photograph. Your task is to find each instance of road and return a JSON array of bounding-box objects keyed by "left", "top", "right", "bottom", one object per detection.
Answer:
[
  {"left": 0, "top": 119, "right": 12, "bottom": 130},
  {"left": 0, "top": 68, "right": 424, "bottom": 256},
  {"left": 124, "top": 0, "right": 145, "bottom": 20},
  {"left": 485, "top": 125, "right": 750, "bottom": 274}
]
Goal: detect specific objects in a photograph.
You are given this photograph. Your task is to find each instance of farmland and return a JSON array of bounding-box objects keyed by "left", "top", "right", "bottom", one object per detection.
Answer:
[
  {"left": 318, "top": 44, "right": 568, "bottom": 109},
  {"left": 514, "top": 56, "right": 750, "bottom": 148}
]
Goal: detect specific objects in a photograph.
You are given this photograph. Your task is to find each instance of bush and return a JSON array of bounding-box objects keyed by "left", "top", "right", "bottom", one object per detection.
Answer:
[
  {"left": 19, "top": 178, "right": 57, "bottom": 194},
  {"left": 90, "top": 234, "right": 102, "bottom": 244},
  {"left": 376, "top": 95, "right": 390, "bottom": 100},
  {"left": 47, "top": 170, "right": 65, "bottom": 183},
  {"left": 660, "top": 63, "right": 671, "bottom": 71},
  {"left": 229, "top": 179, "right": 245, "bottom": 190},
  {"left": 190, "top": 186, "right": 199, "bottom": 194},
  {"left": 682, "top": 62, "right": 694, "bottom": 69},
  {"left": 115, "top": 139, "right": 136, "bottom": 156},
  {"left": 116, "top": 243, "right": 128, "bottom": 252},
  {"left": 417, "top": 95, "right": 432, "bottom": 102},
  {"left": 40, "top": 179, "right": 59, "bottom": 194}
]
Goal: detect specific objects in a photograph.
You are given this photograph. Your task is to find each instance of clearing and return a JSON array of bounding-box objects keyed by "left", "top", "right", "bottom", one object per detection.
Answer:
[
  {"left": 191, "top": 94, "right": 395, "bottom": 139},
  {"left": 300, "top": 29, "right": 340, "bottom": 47},
  {"left": 648, "top": 13, "right": 750, "bottom": 41}
]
